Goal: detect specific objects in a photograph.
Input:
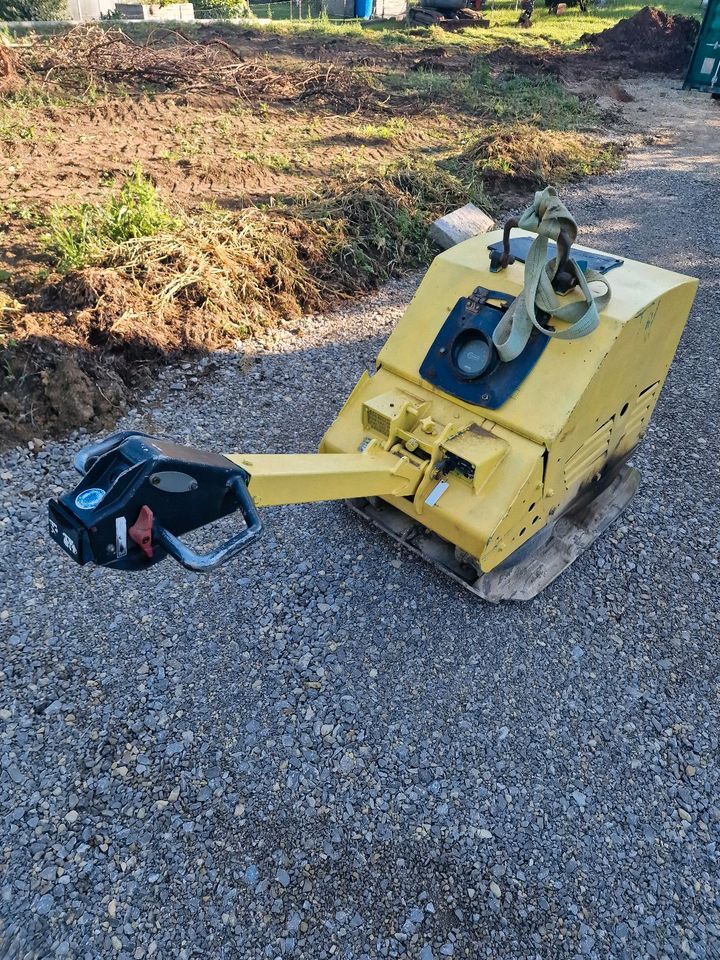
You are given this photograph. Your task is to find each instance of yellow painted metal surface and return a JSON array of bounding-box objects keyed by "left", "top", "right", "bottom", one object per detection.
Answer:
[
  {"left": 377, "top": 230, "right": 698, "bottom": 445},
  {"left": 226, "top": 447, "right": 421, "bottom": 507},
  {"left": 226, "top": 226, "right": 696, "bottom": 573},
  {"left": 320, "top": 369, "right": 545, "bottom": 569},
  {"left": 320, "top": 229, "right": 697, "bottom": 572}
]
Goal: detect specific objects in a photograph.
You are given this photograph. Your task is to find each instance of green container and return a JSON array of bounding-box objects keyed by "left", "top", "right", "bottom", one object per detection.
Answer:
[{"left": 684, "top": 0, "right": 720, "bottom": 94}]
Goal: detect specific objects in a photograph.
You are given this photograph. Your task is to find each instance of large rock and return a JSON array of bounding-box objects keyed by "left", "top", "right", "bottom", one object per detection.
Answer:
[{"left": 429, "top": 203, "right": 495, "bottom": 250}]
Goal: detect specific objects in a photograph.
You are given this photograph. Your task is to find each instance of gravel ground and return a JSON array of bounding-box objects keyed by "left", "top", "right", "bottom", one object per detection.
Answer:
[{"left": 1, "top": 83, "right": 719, "bottom": 960}]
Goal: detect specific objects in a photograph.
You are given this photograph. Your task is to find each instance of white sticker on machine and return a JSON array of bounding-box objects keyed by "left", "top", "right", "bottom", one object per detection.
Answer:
[
  {"left": 425, "top": 481, "right": 449, "bottom": 507},
  {"left": 115, "top": 516, "right": 128, "bottom": 558}
]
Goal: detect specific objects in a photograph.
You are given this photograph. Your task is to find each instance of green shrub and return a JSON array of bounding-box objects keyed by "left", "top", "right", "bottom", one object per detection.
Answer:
[
  {"left": 44, "top": 167, "right": 177, "bottom": 270},
  {"left": 193, "top": 0, "right": 251, "bottom": 19},
  {"left": 0, "top": 0, "right": 67, "bottom": 20}
]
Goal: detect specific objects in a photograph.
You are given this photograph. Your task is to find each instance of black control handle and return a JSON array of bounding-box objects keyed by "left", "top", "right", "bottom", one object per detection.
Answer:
[
  {"left": 51, "top": 431, "right": 264, "bottom": 573},
  {"left": 74, "top": 430, "right": 155, "bottom": 475},
  {"left": 154, "top": 475, "right": 262, "bottom": 572}
]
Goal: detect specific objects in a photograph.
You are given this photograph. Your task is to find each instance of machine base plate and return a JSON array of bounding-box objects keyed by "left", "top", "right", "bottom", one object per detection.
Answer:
[{"left": 346, "top": 465, "right": 640, "bottom": 602}]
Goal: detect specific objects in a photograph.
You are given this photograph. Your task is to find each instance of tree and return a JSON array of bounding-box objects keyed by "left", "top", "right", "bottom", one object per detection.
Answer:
[{"left": 0, "top": 0, "right": 68, "bottom": 20}]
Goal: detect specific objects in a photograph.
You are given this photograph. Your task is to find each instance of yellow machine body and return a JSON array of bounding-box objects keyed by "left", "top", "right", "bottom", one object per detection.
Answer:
[
  {"left": 51, "top": 220, "right": 698, "bottom": 594},
  {"left": 305, "top": 229, "right": 699, "bottom": 574}
]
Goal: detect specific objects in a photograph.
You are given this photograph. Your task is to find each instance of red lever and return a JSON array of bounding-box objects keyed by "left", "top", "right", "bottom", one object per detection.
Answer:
[{"left": 129, "top": 505, "right": 154, "bottom": 559}]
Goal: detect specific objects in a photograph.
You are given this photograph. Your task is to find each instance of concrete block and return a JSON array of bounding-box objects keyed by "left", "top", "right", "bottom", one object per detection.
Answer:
[{"left": 428, "top": 203, "right": 495, "bottom": 250}]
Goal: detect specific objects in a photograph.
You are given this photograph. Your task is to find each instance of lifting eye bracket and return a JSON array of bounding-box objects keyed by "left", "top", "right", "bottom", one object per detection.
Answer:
[
  {"left": 48, "top": 431, "right": 262, "bottom": 572},
  {"left": 489, "top": 218, "right": 577, "bottom": 294},
  {"left": 489, "top": 217, "right": 520, "bottom": 272}
]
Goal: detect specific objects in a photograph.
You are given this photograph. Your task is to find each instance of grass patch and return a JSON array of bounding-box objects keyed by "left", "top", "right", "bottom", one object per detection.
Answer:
[
  {"left": 243, "top": 0, "right": 699, "bottom": 49},
  {"left": 232, "top": 148, "right": 294, "bottom": 172},
  {"left": 0, "top": 114, "right": 34, "bottom": 141},
  {"left": 47, "top": 160, "right": 481, "bottom": 353},
  {"left": 459, "top": 123, "right": 622, "bottom": 194},
  {"left": 43, "top": 167, "right": 177, "bottom": 271},
  {"left": 391, "top": 65, "right": 597, "bottom": 130},
  {"left": 353, "top": 117, "right": 407, "bottom": 142},
  {"left": 0, "top": 81, "right": 45, "bottom": 143},
  {"left": 4, "top": 0, "right": 701, "bottom": 51},
  {"left": 3, "top": 85, "right": 74, "bottom": 109}
]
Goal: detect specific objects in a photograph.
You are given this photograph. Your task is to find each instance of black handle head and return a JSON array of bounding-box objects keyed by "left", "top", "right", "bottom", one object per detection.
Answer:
[{"left": 48, "top": 432, "right": 258, "bottom": 572}]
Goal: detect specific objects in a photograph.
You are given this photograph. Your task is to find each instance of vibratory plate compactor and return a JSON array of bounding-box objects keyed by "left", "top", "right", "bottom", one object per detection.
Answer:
[{"left": 48, "top": 190, "right": 697, "bottom": 601}]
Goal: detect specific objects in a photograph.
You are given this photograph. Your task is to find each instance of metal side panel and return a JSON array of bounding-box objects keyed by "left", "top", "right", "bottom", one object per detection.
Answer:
[
  {"left": 347, "top": 465, "right": 640, "bottom": 602},
  {"left": 684, "top": 0, "right": 720, "bottom": 94}
]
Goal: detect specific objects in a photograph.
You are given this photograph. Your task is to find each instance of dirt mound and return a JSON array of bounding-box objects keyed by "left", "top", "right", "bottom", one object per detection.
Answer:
[
  {"left": 0, "top": 338, "right": 128, "bottom": 450},
  {"left": 460, "top": 123, "right": 622, "bottom": 196},
  {"left": 0, "top": 46, "right": 22, "bottom": 96},
  {"left": 581, "top": 6, "right": 699, "bottom": 74}
]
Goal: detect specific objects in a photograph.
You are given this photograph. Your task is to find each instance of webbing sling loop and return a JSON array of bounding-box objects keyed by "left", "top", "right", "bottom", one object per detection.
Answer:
[{"left": 492, "top": 187, "right": 612, "bottom": 362}]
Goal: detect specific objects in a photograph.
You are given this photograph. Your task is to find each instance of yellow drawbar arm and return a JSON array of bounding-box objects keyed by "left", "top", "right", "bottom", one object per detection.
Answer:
[{"left": 225, "top": 447, "right": 423, "bottom": 508}]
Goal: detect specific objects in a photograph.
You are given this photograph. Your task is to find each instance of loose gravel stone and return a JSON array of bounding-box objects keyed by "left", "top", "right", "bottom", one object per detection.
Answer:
[{"left": 0, "top": 81, "right": 719, "bottom": 960}]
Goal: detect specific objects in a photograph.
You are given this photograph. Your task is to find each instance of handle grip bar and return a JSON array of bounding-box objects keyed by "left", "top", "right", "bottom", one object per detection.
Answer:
[{"left": 154, "top": 475, "right": 262, "bottom": 572}]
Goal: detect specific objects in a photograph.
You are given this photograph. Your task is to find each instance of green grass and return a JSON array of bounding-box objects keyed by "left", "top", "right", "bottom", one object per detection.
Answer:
[
  {"left": 1, "top": 86, "right": 73, "bottom": 109},
  {"left": 353, "top": 117, "right": 408, "bottom": 141},
  {"left": 243, "top": 0, "right": 698, "bottom": 50},
  {"left": 0, "top": 115, "right": 34, "bottom": 141},
  {"left": 43, "top": 167, "right": 177, "bottom": 271},
  {"left": 2, "top": 198, "right": 40, "bottom": 223},
  {"left": 4, "top": 0, "right": 699, "bottom": 49},
  {"left": 231, "top": 148, "right": 295, "bottom": 171},
  {"left": 390, "top": 64, "right": 597, "bottom": 129}
]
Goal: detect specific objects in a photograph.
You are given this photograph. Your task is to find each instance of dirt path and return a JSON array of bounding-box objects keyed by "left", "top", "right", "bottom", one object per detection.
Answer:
[
  {"left": 616, "top": 76, "right": 720, "bottom": 152},
  {"left": 566, "top": 77, "right": 719, "bottom": 339}
]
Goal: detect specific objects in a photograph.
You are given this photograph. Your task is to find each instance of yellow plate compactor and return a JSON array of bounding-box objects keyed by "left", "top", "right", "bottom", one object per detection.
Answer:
[{"left": 48, "top": 190, "right": 697, "bottom": 601}]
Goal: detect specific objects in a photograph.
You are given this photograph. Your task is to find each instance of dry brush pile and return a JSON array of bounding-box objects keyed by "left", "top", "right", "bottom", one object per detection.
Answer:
[
  {"left": 40, "top": 165, "right": 473, "bottom": 355},
  {"left": 27, "top": 25, "right": 393, "bottom": 110}
]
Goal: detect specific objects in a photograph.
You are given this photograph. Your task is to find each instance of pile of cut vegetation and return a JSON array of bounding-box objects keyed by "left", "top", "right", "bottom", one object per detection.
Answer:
[
  {"left": 40, "top": 164, "right": 472, "bottom": 352},
  {"left": 459, "top": 123, "right": 622, "bottom": 195},
  {"left": 0, "top": 163, "right": 476, "bottom": 446},
  {"left": 27, "top": 25, "right": 389, "bottom": 110}
]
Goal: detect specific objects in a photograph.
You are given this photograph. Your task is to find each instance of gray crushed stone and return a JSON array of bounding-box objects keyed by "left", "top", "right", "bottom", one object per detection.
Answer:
[{"left": 1, "top": 84, "right": 719, "bottom": 960}]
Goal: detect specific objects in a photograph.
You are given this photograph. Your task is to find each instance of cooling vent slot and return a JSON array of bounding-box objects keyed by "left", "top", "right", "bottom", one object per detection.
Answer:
[
  {"left": 624, "top": 382, "right": 659, "bottom": 439},
  {"left": 366, "top": 409, "right": 391, "bottom": 437},
  {"left": 564, "top": 418, "right": 614, "bottom": 488}
]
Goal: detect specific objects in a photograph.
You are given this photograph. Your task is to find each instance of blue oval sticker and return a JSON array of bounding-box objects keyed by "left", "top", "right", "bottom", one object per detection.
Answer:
[{"left": 75, "top": 487, "right": 106, "bottom": 511}]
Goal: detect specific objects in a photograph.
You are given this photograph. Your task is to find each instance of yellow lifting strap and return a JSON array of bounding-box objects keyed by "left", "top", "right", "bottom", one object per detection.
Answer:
[{"left": 492, "top": 187, "right": 613, "bottom": 362}]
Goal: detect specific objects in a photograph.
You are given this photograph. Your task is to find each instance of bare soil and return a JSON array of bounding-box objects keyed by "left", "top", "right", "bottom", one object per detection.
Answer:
[{"left": 0, "top": 46, "right": 22, "bottom": 96}]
